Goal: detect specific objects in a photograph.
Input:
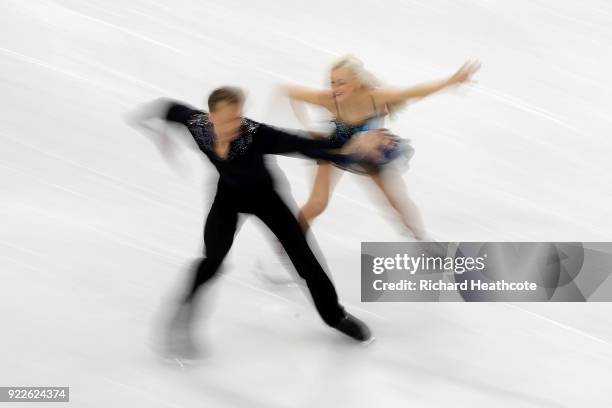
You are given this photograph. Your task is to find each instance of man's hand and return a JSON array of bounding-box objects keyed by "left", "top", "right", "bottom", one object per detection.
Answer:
[
  {"left": 341, "top": 129, "right": 397, "bottom": 162},
  {"left": 124, "top": 100, "right": 185, "bottom": 169}
]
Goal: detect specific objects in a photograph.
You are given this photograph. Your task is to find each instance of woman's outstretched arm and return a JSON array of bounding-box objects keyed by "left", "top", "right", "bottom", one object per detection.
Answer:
[
  {"left": 372, "top": 60, "right": 481, "bottom": 105},
  {"left": 281, "top": 84, "right": 332, "bottom": 107},
  {"left": 278, "top": 84, "right": 334, "bottom": 132}
]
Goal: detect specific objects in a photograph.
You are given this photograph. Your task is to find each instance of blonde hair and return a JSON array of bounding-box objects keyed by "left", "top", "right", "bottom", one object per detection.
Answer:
[{"left": 331, "top": 55, "right": 405, "bottom": 117}]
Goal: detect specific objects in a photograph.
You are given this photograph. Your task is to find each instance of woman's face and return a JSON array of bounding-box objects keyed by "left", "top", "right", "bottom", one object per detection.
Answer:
[{"left": 330, "top": 67, "right": 360, "bottom": 101}]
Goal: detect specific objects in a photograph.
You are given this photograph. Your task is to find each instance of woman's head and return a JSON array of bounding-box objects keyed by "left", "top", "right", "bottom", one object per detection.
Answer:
[
  {"left": 330, "top": 55, "right": 405, "bottom": 116},
  {"left": 330, "top": 55, "right": 379, "bottom": 102}
]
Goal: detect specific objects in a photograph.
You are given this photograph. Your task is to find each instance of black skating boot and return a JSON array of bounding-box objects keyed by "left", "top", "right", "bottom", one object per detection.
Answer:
[{"left": 334, "top": 313, "right": 373, "bottom": 342}]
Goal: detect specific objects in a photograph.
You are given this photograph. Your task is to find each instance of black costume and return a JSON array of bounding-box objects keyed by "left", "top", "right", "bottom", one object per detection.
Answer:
[{"left": 164, "top": 101, "right": 350, "bottom": 326}]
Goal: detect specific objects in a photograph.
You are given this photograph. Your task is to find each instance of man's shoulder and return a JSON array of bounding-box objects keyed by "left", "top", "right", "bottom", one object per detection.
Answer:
[
  {"left": 242, "top": 117, "right": 261, "bottom": 132},
  {"left": 165, "top": 101, "right": 207, "bottom": 126},
  {"left": 185, "top": 110, "right": 210, "bottom": 127}
]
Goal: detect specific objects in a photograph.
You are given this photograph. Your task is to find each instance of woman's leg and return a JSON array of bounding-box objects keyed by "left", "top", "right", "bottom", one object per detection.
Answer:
[
  {"left": 369, "top": 170, "right": 427, "bottom": 240},
  {"left": 297, "top": 162, "right": 339, "bottom": 233}
]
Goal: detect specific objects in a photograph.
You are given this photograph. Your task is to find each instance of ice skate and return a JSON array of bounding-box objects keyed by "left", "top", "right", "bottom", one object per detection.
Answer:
[
  {"left": 161, "top": 303, "right": 204, "bottom": 365},
  {"left": 333, "top": 313, "right": 374, "bottom": 343}
]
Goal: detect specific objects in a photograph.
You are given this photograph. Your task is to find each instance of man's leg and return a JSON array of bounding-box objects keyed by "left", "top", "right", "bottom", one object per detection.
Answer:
[
  {"left": 255, "top": 191, "right": 371, "bottom": 341},
  {"left": 184, "top": 191, "right": 238, "bottom": 303},
  {"left": 165, "top": 190, "right": 238, "bottom": 358}
]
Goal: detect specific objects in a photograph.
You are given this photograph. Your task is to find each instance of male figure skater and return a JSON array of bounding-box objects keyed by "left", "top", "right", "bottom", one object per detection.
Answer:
[{"left": 128, "top": 87, "right": 389, "bottom": 358}]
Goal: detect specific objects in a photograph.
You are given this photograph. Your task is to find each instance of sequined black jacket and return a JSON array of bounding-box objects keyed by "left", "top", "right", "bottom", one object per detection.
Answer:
[{"left": 165, "top": 101, "right": 347, "bottom": 190}]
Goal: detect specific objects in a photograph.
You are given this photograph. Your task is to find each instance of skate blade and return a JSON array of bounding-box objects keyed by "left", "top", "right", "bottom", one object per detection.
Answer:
[
  {"left": 346, "top": 333, "right": 376, "bottom": 346},
  {"left": 159, "top": 352, "right": 205, "bottom": 367},
  {"left": 360, "top": 334, "right": 376, "bottom": 346}
]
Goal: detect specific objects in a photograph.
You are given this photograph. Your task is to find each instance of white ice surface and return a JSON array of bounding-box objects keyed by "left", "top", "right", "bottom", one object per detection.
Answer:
[{"left": 1, "top": 0, "right": 612, "bottom": 406}]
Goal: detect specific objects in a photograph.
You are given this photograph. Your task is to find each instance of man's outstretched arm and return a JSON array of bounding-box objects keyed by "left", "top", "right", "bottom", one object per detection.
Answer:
[
  {"left": 124, "top": 99, "right": 202, "bottom": 163},
  {"left": 256, "top": 123, "right": 391, "bottom": 164},
  {"left": 125, "top": 98, "right": 199, "bottom": 128}
]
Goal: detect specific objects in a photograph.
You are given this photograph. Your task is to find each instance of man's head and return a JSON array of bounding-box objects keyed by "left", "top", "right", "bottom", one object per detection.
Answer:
[{"left": 207, "top": 86, "right": 245, "bottom": 141}]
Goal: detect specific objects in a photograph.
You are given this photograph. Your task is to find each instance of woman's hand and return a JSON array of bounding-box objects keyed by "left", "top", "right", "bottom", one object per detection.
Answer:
[{"left": 447, "top": 60, "right": 481, "bottom": 86}]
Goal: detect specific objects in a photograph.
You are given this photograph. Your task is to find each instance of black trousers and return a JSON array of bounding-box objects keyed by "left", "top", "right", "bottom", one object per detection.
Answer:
[{"left": 184, "top": 184, "right": 345, "bottom": 327}]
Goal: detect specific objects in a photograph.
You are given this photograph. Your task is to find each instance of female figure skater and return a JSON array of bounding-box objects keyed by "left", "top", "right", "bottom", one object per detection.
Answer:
[{"left": 283, "top": 56, "right": 480, "bottom": 240}]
